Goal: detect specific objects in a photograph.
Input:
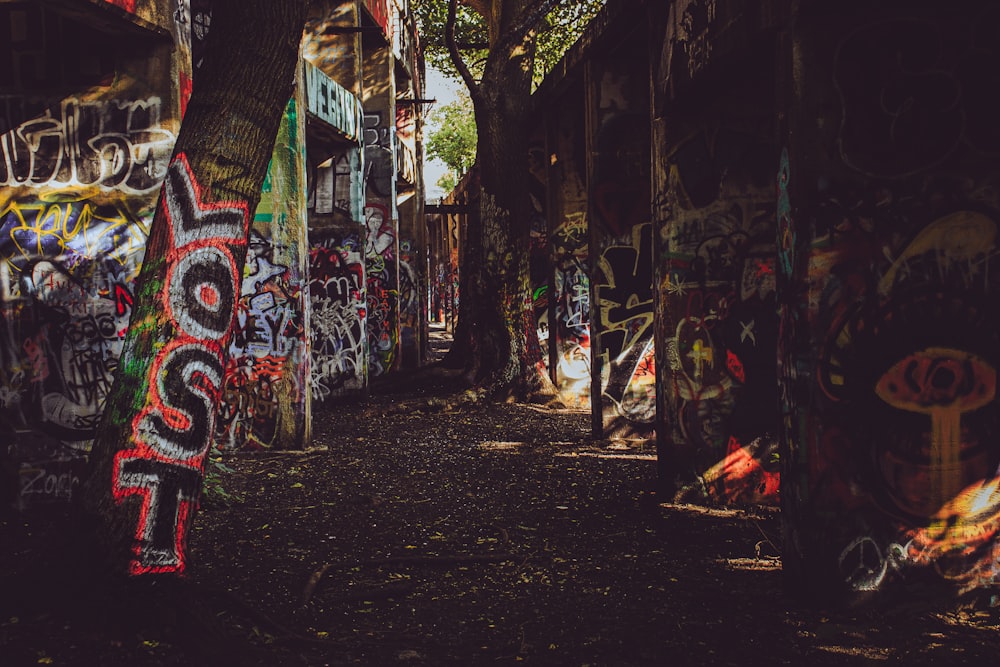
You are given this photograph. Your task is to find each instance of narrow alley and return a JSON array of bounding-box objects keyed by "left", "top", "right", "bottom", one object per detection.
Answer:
[{"left": 3, "top": 2, "right": 1000, "bottom": 662}]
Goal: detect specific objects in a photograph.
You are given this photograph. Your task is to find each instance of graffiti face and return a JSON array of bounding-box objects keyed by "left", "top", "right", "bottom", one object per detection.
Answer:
[
  {"left": 875, "top": 348, "right": 996, "bottom": 519},
  {"left": 800, "top": 156, "right": 1000, "bottom": 596},
  {"left": 113, "top": 154, "right": 247, "bottom": 574},
  {"left": 364, "top": 203, "right": 393, "bottom": 257}
]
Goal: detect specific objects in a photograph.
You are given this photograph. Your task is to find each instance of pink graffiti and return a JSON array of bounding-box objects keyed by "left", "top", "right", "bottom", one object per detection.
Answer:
[{"left": 103, "top": 0, "right": 138, "bottom": 13}]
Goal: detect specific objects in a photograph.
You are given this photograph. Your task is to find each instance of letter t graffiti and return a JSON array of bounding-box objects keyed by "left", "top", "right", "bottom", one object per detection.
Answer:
[{"left": 113, "top": 153, "right": 248, "bottom": 575}]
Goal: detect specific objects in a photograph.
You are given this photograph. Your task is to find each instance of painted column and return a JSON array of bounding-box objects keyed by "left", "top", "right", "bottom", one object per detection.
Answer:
[
  {"left": 395, "top": 96, "right": 424, "bottom": 369},
  {"left": 362, "top": 45, "right": 400, "bottom": 377},
  {"left": 306, "top": 142, "right": 368, "bottom": 402},
  {"left": 781, "top": 0, "right": 1000, "bottom": 604},
  {"left": 546, "top": 81, "right": 592, "bottom": 410},
  {"left": 302, "top": 6, "right": 370, "bottom": 402},
  {"left": 525, "top": 127, "right": 550, "bottom": 381},
  {"left": 304, "top": 49, "right": 368, "bottom": 401},
  {"left": 217, "top": 90, "right": 311, "bottom": 450},
  {"left": 651, "top": 0, "right": 781, "bottom": 505},
  {"left": 586, "top": 46, "right": 655, "bottom": 441}
]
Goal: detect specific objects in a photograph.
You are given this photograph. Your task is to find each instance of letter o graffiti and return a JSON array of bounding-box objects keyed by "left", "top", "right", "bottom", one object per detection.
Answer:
[{"left": 167, "top": 245, "right": 237, "bottom": 340}]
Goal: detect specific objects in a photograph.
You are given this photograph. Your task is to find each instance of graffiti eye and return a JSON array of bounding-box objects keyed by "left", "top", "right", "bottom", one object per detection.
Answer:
[
  {"left": 876, "top": 348, "right": 996, "bottom": 413},
  {"left": 930, "top": 365, "right": 956, "bottom": 390}
]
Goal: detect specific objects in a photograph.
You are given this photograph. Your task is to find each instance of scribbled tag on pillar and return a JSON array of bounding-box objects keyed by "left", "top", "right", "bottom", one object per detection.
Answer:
[{"left": 113, "top": 153, "right": 248, "bottom": 575}]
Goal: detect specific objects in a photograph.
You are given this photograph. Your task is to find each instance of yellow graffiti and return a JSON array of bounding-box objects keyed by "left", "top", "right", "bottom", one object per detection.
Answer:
[
  {"left": 688, "top": 338, "right": 714, "bottom": 381},
  {"left": 879, "top": 211, "right": 996, "bottom": 296},
  {"left": 1, "top": 199, "right": 148, "bottom": 273},
  {"left": 876, "top": 347, "right": 995, "bottom": 513}
]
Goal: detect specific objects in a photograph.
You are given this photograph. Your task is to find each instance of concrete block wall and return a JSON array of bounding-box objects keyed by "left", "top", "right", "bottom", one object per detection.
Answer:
[{"left": 0, "top": 1, "right": 180, "bottom": 507}]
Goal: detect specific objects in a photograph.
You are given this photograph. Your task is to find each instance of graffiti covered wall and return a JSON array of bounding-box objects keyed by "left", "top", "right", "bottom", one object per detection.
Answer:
[
  {"left": 218, "top": 97, "right": 311, "bottom": 450},
  {"left": 546, "top": 82, "right": 591, "bottom": 409},
  {"left": 0, "top": 4, "right": 181, "bottom": 508},
  {"left": 395, "top": 92, "right": 427, "bottom": 369},
  {"left": 781, "top": 0, "right": 1000, "bottom": 603},
  {"left": 309, "top": 226, "right": 367, "bottom": 399},
  {"left": 364, "top": 192, "right": 399, "bottom": 376},
  {"left": 301, "top": 54, "right": 368, "bottom": 401},
  {"left": 589, "top": 48, "right": 654, "bottom": 440},
  {"left": 653, "top": 42, "right": 780, "bottom": 506},
  {"left": 396, "top": 196, "right": 422, "bottom": 368},
  {"left": 362, "top": 45, "right": 400, "bottom": 377}
]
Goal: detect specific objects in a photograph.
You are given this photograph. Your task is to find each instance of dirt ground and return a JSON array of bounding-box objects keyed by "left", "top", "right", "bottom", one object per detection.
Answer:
[{"left": 3, "top": 331, "right": 1000, "bottom": 665}]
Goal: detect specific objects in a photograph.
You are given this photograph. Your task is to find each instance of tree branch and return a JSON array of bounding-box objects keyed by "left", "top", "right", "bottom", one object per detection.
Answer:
[
  {"left": 461, "top": 0, "right": 491, "bottom": 17},
  {"left": 425, "top": 39, "right": 490, "bottom": 50},
  {"left": 447, "top": 0, "right": 482, "bottom": 103},
  {"left": 491, "top": 0, "right": 564, "bottom": 65}
]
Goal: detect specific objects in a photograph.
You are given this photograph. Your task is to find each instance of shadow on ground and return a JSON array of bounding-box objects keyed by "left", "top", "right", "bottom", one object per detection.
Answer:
[{"left": 2, "top": 332, "right": 1000, "bottom": 664}]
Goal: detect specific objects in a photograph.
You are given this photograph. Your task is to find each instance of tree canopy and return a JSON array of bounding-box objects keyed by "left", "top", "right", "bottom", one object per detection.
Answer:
[
  {"left": 425, "top": 93, "right": 477, "bottom": 189},
  {"left": 411, "top": 0, "right": 606, "bottom": 399},
  {"left": 414, "top": 0, "right": 605, "bottom": 89}
]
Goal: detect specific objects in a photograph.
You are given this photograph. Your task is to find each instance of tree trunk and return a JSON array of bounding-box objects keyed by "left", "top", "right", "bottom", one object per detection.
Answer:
[
  {"left": 448, "top": 0, "right": 557, "bottom": 401},
  {"left": 81, "top": 0, "right": 307, "bottom": 577}
]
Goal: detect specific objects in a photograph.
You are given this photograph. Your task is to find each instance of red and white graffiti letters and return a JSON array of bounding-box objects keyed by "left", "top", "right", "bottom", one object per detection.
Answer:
[{"left": 113, "top": 153, "right": 248, "bottom": 575}]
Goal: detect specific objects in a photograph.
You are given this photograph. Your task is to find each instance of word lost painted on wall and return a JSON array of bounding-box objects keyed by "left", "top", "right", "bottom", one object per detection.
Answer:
[{"left": 113, "top": 153, "right": 248, "bottom": 575}]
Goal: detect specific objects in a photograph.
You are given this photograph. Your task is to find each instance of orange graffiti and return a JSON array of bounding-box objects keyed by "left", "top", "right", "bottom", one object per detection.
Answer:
[
  {"left": 876, "top": 348, "right": 996, "bottom": 516},
  {"left": 906, "top": 477, "right": 1000, "bottom": 592}
]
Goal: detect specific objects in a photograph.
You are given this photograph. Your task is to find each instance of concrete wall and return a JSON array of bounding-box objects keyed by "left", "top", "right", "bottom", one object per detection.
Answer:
[
  {"left": 543, "top": 81, "right": 591, "bottom": 409},
  {"left": 526, "top": 9, "right": 656, "bottom": 439},
  {"left": 517, "top": 0, "right": 1000, "bottom": 605},
  {"left": 0, "top": 1, "right": 181, "bottom": 505},
  {"left": 362, "top": 42, "right": 400, "bottom": 377},
  {"left": 302, "top": 4, "right": 370, "bottom": 402},
  {"left": 780, "top": 0, "right": 1000, "bottom": 604},
  {"left": 587, "top": 45, "right": 655, "bottom": 441},
  {"left": 652, "top": 1, "right": 781, "bottom": 506},
  {"left": 218, "top": 96, "right": 311, "bottom": 450},
  {"left": 1, "top": 0, "right": 428, "bottom": 504}
]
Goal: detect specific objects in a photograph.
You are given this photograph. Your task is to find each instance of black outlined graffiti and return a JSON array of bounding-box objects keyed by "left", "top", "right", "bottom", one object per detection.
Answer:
[
  {"left": 596, "top": 223, "right": 655, "bottom": 427},
  {"left": 0, "top": 98, "right": 175, "bottom": 193},
  {"left": 113, "top": 153, "right": 247, "bottom": 574}
]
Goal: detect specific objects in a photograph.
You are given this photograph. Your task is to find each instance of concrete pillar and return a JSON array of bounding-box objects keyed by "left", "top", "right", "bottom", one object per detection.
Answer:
[
  {"left": 362, "top": 44, "right": 400, "bottom": 377},
  {"left": 218, "top": 91, "right": 312, "bottom": 450},
  {"left": 651, "top": 2, "right": 781, "bottom": 506},
  {"left": 780, "top": 0, "right": 1000, "bottom": 604},
  {"left": 586, "top": 44, "right": 654, "bottom": 441},
  {"left": 545, "top": 81, "right": 592, "bottom": 410}
]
